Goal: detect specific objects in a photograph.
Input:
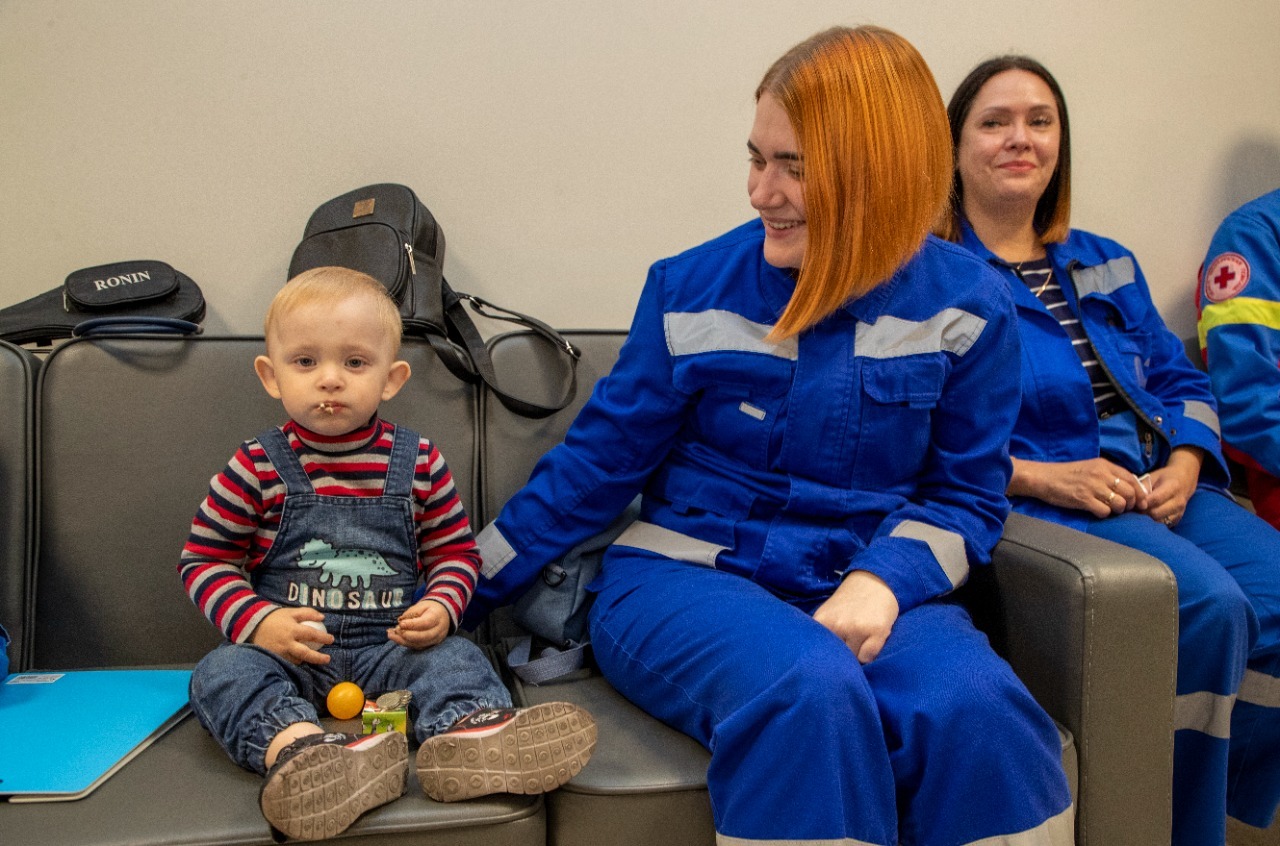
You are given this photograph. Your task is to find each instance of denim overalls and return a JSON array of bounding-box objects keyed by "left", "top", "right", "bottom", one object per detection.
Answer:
[{"left": 190, "top": 424, "right": 510, "bottom": 774}]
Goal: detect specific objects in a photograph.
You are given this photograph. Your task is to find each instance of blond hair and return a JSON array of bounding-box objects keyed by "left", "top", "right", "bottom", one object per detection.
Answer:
[
  {"left": 266, "top": 266, "right": 403, "bottom": 352},
  {"left": 758, "top": 26, "right": 952, "bottom": 340}
]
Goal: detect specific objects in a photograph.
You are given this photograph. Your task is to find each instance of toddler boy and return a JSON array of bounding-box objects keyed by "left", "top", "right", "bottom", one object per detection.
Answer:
[{"left": 180, "top": 266, "right": 595, "bottom": 841}]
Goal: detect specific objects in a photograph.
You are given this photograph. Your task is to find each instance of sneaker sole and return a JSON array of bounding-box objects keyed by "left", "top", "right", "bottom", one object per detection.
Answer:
[
  {"left": 416, "top": 702, "right": 598, "bottom": 802},
  {"left": 261, "top": 732, "right": 408, "bottom": 841}
]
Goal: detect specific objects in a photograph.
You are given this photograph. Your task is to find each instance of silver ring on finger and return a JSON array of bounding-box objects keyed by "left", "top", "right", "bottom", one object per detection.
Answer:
[
  {"left": 1111, "top": 477, "right": 1121, "bottom": 490},
  {"left": 1164, "top": 516, "right": 1175, "bottom": 527},
  {"left": 1106, "top": 490, "right": 1116, "bottom": 504}
]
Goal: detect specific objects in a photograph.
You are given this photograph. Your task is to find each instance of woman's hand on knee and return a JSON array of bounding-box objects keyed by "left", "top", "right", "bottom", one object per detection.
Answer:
[
  {"left": 813, "top": 570, "right": 900, "bottom": 663},
  {"left": 1139, "top": 447, "right": 1204, "bottom": 527}
]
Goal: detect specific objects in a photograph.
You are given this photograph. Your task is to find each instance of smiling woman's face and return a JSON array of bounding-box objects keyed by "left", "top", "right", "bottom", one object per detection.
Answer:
[
  {"left": 957, "top": 69, "right": 1061, "bottom": 220},
  {"left": 748, "top": 92, "right": 807, "bottom": 269}
]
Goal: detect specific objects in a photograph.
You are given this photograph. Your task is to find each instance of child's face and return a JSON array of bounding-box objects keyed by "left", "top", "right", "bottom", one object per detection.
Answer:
[{"left": 254, "top": 294, "right": 410, "bottom": 436}]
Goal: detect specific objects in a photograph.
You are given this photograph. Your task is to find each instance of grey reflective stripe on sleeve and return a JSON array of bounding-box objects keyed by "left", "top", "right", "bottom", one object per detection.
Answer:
[
  {"left": 889, "top": 519, "right": 970, "bottom": 588},
  {"left": 1071, "top": 256, "right": 1136, "bottom": 298},
  {"left": 715, "top": 806, "right": 1074, "bottom": 846},
  {"left": 1182, "top": 400, "right": 1221, "bottom": 436},
  {"left": 612, "top": 520, "right": 726, "bottom": 568},
  {"left": 1174, "top": 691, "right": 1235, "bottom": 739},
  {"left": 1239, "top": 669, "right": 1280, "bottom": 709},
  {"left": 476, "top": 522, "right": 517, "bottom": 578},
  {"left": 854, "top": 308, "right": 988, "bottom": 359},
  {"left": 665, "top": 310, "right": 798, "bottom": 360}
]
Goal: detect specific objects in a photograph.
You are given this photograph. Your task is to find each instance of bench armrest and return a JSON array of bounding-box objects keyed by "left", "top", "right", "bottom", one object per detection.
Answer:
[{"left": 987, "top": 512, "right": 1177, "bottom": 846}]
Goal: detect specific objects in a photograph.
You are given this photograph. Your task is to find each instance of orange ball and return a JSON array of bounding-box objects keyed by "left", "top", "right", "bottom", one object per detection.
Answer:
[{"left": 326, "top": 681, "right": 365, "bottom": 720}]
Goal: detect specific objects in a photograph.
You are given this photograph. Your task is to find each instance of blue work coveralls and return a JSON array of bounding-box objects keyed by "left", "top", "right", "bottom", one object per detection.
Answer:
[
  {"left": 962, "top": 222, "right": 1280, "bottom": 842},
  {"left": 468, "top": 220, "right": 1073, "bottom": 845},
  {"left": 1198, "top": 188, "right": 1280, "bottom": 527}
]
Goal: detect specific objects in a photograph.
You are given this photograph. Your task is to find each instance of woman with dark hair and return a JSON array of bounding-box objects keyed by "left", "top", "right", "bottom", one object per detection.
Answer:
[
  {"left": 943, "top": 55, "right": 1280, "bottom": 845},
  {"left": 464, "top": 27, "right": 1073, "bottom": 846}
]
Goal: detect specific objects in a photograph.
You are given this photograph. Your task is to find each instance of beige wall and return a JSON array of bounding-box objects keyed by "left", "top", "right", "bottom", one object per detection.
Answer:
[{"left": 2, "top": 0, "right": 1278, "bottom": 340}]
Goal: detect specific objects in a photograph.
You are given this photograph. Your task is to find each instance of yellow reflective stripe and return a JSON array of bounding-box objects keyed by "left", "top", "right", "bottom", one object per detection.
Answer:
[{"left": 1197, "top": 297, "right": 1280, "bottom": 349}]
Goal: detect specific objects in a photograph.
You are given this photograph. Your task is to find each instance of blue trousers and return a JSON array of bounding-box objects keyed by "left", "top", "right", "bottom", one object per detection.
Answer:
[
  {"left": 1086, "top": 488, "right": 1280, "bottom": 843},
  {"left": 190, "top": 617, "right": 511, "bottom": 774},
  {"left": 588, "top": 551, "right": 1073, "bottom": 846}
]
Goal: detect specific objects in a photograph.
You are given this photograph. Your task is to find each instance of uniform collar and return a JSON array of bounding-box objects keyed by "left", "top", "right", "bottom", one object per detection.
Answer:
[
  {"left": 843, "top": 264, "right": 903, "bottom": 325},
  {"left": 958, "top": 219, "right": 1017, "bottom": 268},
  {"left": 753, "top": 234, "right": 904, "bottom": 329},
  {"left": 957, "top": 218, "right": 1096, "bottom": 273}
]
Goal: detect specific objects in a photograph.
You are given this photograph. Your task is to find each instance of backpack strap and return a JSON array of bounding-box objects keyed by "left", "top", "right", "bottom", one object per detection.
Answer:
[
  {"left": 507, "top": 636, "right": 590, "bottom": 686},
  {"left": 445, "top": 290, "right": 579, "bottom": 420},
  {"left": 72, "top": 317, "right": 203, "bottom": 337}
]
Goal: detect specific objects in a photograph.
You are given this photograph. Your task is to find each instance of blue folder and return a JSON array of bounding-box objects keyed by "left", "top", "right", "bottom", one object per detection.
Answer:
[{"left": 0, "top": 669, "right": 192, "bottom": 802}]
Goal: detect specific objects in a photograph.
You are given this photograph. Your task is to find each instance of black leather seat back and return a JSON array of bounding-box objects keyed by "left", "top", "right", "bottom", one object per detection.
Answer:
[
  {"left": 31, "top": 336, "right": 478, "bottom": 669},
  {"left": 0, "top": 340, "right": 37, "bottom": 671}
]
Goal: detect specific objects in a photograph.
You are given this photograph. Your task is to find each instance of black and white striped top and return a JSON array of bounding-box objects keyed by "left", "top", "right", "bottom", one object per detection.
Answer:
[{"left": 1014, "top": 258, "right": 1123, "bottom": 416}]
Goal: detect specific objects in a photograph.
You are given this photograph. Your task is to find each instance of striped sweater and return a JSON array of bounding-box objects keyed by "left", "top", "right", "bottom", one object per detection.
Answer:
[{"left": 179, "top": 417, "right": 480, "bottom": 643}]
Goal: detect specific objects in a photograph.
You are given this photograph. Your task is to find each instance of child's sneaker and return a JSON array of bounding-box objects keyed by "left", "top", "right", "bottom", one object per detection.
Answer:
[
  {"left": 415, "top": 702, "right": 597, "bottom": 802},
  {"left": 260, "top": 731, "right": 408, "bottom": 841}
]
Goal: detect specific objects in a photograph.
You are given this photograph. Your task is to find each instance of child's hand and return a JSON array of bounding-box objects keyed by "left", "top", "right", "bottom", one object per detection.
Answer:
[
  {"left": 250, "top": 607, "right": 333, "bottom": 666},
  {"left": 388, "top": 600, "right": 449, "bottom": 650}
]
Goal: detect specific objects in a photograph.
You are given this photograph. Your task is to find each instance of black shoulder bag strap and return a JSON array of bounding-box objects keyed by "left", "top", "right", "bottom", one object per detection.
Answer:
[{"left": 442, "top": 289, "right": 579, "bottom": 419}]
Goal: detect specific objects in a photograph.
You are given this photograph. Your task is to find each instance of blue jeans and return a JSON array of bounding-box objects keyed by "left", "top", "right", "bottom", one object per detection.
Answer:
[
  {"left": 190, "top": 614, "right": 510, "bottom": 774},
  {"left": 1086, "top": 488, "right": 1280, "bottom": 842}
]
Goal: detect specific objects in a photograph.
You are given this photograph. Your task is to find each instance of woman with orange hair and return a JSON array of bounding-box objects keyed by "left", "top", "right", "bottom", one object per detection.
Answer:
[{"left": 466, "top": 27, "right": 1073, "bottom": 844}]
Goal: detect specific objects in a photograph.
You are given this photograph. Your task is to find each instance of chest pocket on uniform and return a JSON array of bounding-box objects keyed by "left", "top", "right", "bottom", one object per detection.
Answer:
[
  {"left": 677, "top": 353, "right": 792, "bottom": 470},
  {"left": 1093, "top": 299, "right": 1152, "bottom": 389},
  {"left": 855, "top": 355, "right": 948, "bottom": 487}
]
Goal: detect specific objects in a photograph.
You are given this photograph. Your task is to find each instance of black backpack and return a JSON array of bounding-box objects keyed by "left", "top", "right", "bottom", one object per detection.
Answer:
[{"left": 288, "top": 183, "right": 577, "bottom": 419}]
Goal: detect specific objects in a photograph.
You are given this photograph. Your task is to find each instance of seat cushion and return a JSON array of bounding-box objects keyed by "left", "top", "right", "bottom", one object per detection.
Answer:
[
  {"left": 518, "top": 670, "right": 1078, "bottom": 846},
  {"left": 0, "top": 715, "right": 545, "bottom": 846}
]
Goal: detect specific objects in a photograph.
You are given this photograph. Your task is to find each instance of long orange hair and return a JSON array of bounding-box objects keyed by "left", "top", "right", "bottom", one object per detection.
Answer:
[{"left": 759, "top": 26, "right": 952, "bottom": 340}]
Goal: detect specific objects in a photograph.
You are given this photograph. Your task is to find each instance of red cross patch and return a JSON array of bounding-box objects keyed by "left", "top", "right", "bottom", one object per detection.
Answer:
[{"left": 1203, "top": 252, "right": 1250, "bottom": 303}]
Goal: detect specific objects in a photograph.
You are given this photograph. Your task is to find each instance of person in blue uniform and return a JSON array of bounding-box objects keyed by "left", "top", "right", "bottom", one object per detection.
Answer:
[
  {"left": 941, "top": 54, "right": 1280, "bottom": 845},
  {"left": 464, "top": 26, "right": 1073, "bottom": 846},
  {"left": 1198, "top": 188, "right": 1280, "bottom": 529}
]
